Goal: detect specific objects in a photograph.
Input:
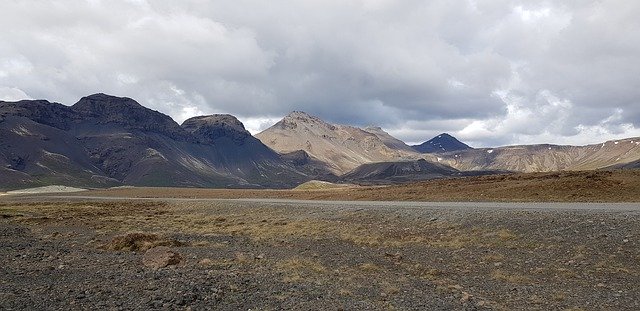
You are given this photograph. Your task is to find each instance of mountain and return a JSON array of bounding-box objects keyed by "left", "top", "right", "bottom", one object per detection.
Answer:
[
  {"left": 412, "top": 133, "right": 472, "bottom": 153},
  {"left": 438, "top": 138, "right": 640, "bottom": 173},
  {"left": 341, "top": 159, "right": 459, "bottom": 184},
  {"left": 3, "top": 93, "right": 639, "bottom": 190},
  {"left": 279, "top": 150, "right": 339, "bottom": 181},
  {"left": 0, "top": 104, "right": 120, "bottom": 189},
  {"left": 179, "top": 114, "right": 307, "bottom": 187},
  {"left": 0, "top": 94, "right": 308, "bottom": 190},
  {"left": 363, "top": 126, "right": 417, "bottom": 153},
  {"left": 255, "top": 111, "right": 421, "bottom": 174}
]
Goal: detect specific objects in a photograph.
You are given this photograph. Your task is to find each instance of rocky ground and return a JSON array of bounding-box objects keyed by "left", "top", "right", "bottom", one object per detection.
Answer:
[{"left": 1, "top": 198, "right": 639, "bottom": 310}]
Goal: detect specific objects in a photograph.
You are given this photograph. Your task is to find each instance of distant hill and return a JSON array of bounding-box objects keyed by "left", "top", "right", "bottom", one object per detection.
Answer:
[
  {"left": 604, "top": 158, "right": 640, "bottom": 170},
  {"left": 412, "top": 133, "right": 472, "bottom": 153},
  {"left": 439, "top": 139, "right": 640, "bottom": 173},
  {"left": 341, "top": 159, "right": 459, "bottom": 184}
]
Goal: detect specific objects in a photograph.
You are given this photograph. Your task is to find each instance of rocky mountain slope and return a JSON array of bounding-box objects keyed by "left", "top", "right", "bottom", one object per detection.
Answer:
[
  {"left": 255, "top": 112, "right": 421, "bottom": 174},
  {"left": 362, "top": 126, "right": 417, "bottom": 153},
  {"left": 412, "top": 133, "right": 473, "bottom": 153},
  {"left": 0, "top": 94, "right": 307, "bottom": 189},
  {"left": 438, "top": 138, "right": 640, "bottom": 173}
]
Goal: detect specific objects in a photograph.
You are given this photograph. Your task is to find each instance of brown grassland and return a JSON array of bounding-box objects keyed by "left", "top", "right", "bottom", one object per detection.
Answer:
[{"left": 71, "top": 170, "right": 640, "bottom": 202}]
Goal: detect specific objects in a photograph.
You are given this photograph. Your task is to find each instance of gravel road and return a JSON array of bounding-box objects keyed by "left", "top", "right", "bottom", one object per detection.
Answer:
[{"left": 31, "top": 195, "right": 640, "bottom": 212}]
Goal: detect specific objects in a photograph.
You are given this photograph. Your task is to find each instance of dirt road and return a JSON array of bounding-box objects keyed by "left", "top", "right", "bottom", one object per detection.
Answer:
[{"left": 16, "top": 194, "right": 640, "bottom": 212}]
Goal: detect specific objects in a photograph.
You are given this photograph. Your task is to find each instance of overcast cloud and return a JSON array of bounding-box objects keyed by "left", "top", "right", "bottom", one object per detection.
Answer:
[{"left": 1, "top": 0, "right": 639, "bottom": 146}]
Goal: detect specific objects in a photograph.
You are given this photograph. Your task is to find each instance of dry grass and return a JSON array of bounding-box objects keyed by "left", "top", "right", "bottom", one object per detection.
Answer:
[
  {"left": 68, "top": 169, "right": 640, "bottom": 202},
  {"left": 276, "top": 257, "right": 328, "bottom": 283},
  {"left": 0, "top": 199, "right": 636, "bottom": 310},
  {"left": 358, "top": 263, "right": 382, "bottom": 273},
  {"left": 491, "top": 269, "right": 532, "bottom": 284},
  {"left": 0, "top": 201, "right": 528, "bottom": 252}
]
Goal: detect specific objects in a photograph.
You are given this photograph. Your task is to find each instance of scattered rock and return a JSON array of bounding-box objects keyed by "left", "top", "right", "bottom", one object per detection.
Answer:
[
  {"left": 101, "top": 232, "right": 181, "bottom": 251},
  {"left": 384, "top": 252, "right": 403, "bottom": 261},
  {"left": 142, "top": 246, "right": 183, "bottom": 269}
]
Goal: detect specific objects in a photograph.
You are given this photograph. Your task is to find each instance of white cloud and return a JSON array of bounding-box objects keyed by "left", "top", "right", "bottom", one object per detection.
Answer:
[
  {"left": 0, "top": 87, "right": 32, "bottom": 101},
  {"left": 1, "top": 0, "right": 639, "bottom": 147},
  {"left": 241, "top": 117, "right": 283, "bottom": 135}
]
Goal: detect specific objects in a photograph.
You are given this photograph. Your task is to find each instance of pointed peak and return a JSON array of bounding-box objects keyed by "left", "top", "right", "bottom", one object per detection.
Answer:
[
  {"left": 435, "top": 133, "right": 454, "bottom": 139},
  {"left": 278, "top": 111, "right": 329, "bottom": 127},
  {"left": 413, "top": 133, "right": 472, "bottom": 153},
  {"left": 284, "top": 111, "right": 318, "bottom": 120}
]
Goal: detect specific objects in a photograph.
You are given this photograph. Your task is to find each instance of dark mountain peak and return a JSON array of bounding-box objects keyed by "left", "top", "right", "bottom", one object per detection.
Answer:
[
  {"left": 183, "top": 114, "right": 248, "bottom": 132},
  {"left": 71, "top": 93, "right": 189, "bottom": 140},
  {"left": 0, "top": 99, "right": 75, "bottom": 130},
  {"left": 72, "top": 93, "right": 143, "bottom": 114},
  {"left": 412, "top": 133, "right": 472, "bottom": 154},
  {"left": 436, "top": 133, "right": 454, "bottom": 139},
  {"left": 182, "top": 114, "right": 250, "bottom": 145}
]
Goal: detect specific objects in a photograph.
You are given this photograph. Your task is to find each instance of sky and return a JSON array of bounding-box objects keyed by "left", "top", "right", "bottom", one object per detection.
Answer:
[{"left": 1, "top": 0, "right": 639, "bottom": 147}]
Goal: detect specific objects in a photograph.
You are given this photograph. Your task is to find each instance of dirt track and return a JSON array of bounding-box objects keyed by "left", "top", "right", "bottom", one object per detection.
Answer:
[{"left": 1, "top": 196, "right": 639, "bottom": 310}]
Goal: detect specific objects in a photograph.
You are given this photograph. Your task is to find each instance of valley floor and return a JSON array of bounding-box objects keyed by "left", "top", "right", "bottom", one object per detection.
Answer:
[
  {"left": 1, "top": 197, "right": 639, "bottom": 310},
  {"left": 51, "top": 169, "right": 640, "bottom": 203}
]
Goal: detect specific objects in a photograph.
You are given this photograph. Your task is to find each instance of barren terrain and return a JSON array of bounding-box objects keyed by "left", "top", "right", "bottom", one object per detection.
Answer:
[
  {"left": 62, "top": 170, "right": 640, "bottom": 203},
  {"left": 1, "top": 194, "right": 640, "bottom": 310},
  {"left": 2, "top": 171, "right": 640, "bottom": 310}
]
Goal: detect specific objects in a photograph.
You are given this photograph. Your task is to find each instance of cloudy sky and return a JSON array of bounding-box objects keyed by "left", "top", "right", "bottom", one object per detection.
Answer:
[{"left": 1, "top": 0, "right": 639, "bottom": 147}]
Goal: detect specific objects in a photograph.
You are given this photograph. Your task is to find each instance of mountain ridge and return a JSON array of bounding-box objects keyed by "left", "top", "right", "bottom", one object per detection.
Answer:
[
  {"left": 255, "top": 111, "right": 423, "bottom": 174},
  {"left": 0, "top": 94, "right": 308, "bottom": 189},
  {"left": 2, "top": 94, "right": 640, "bottom": 190}
]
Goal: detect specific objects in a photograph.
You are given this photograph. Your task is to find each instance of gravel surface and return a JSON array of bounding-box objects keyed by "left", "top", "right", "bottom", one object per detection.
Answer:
[
  {"left": 1, "top": 197, "right": 639, "bottom": 310},
  {"left": 6, "top": 186, "right": 87, "bottom": 195}
]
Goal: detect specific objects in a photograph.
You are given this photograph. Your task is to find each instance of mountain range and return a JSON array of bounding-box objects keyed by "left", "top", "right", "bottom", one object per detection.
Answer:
[
  {"left": 0, "top": 94, "right": 306, "bottom": 190},
  {"left": 1, "top": 93, "right": 639, "bottom": 190}
]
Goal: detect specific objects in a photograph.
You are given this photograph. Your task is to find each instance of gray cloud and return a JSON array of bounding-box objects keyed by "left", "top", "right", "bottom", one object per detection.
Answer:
[{"left": 1, "top": 0, "right": 639, "bottom": 147}]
